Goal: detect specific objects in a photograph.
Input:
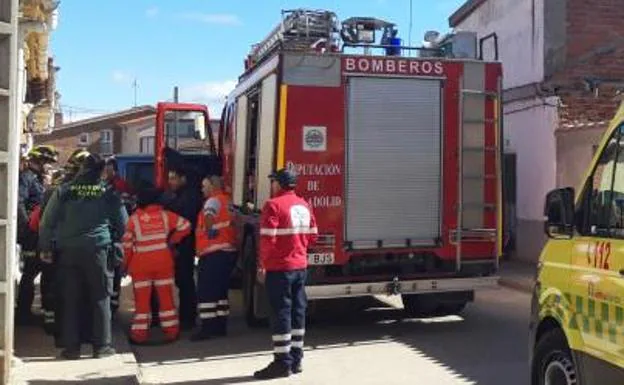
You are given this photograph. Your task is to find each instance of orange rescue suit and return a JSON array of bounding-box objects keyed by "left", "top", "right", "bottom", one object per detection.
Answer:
[{"left": 122, "top": 204, "right": 191, "bottom": 343}]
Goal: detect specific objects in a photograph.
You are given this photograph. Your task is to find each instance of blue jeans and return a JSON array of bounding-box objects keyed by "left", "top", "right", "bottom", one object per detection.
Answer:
[{"left": 265, "top": 269, "right": 307, "bottom": 368}]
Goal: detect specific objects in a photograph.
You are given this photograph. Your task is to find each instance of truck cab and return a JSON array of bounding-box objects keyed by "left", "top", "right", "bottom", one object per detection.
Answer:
[
  {"left": 531, "top": 103, "right": 624, "bottom": 384},
  {"left": 114, "top": 102, "right": 221, "bottom": 201}
]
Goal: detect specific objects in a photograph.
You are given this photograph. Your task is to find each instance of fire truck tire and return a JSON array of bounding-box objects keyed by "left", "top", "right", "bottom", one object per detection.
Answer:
[
  {"left": 242, "top": 236, "right": 268, "bottom": 328},
  {"left": 401, "top": 294, "right": 440, "bottom": 318},
  {"left": 435, "top": 301, "right": 468, "bottom": 316},
  {"left": 401, "top": 293, "right": 469, "bottom": 317}
]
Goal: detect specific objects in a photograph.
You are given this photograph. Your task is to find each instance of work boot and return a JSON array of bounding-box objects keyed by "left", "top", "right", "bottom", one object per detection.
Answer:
[
  {"left": 93, "top": 345, "right": 116, "bottom": 359},
  {"left": 59, "top": 348, "right": 81, "bottom": 360},
  {"left": 253, "top": 361, "right": 291, "bottom": 380},
  {"left": 190, "top": 329, "right": 213, "bottom": 342},
  {"left": 180, "top": 320, "right": 195, "bottom": 331},
  {"left": 292, "top": 362, "right": 303, "bottom": 374}
]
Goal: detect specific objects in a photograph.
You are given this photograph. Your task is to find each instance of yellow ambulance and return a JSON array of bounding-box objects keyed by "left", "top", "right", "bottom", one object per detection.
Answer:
[{"left": 530, "top": 103, "right": 624, "bottom": 384}]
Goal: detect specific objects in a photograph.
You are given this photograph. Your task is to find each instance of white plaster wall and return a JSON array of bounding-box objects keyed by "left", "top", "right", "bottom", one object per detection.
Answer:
[
  {"left": 121, "top": 124, "right": 154, "bottom": 154},
  {"left": 503, "top": 96, "right": 558, "bottom": 221},
  {"left": 455, "top": 0, "right": 544, "bottom": 89}
]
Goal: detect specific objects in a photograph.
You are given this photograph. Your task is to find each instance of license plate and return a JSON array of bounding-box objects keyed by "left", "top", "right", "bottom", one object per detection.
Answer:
[{"left": 308, "top": 252, "right": 335, "bottom": 265}]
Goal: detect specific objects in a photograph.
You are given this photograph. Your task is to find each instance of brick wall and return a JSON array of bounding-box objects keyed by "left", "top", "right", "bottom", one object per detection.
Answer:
[
  {"left": 35, "top": 126, "right": 124, "bottom": 165},
  {"left": 551, "top": 0, "right": 624, "bottom": 130}
]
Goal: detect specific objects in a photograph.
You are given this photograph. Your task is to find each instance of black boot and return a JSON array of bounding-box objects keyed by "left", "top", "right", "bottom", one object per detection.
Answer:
[
  {"left": 292, "top": 362, "right": 303, "bottom": 374},
  {"left": 60, "top": 348, "right": 81, "bottom": 360},
  {"left": 93, "top": 345, "right": 116, "bottom": 358},
  {"left": 253, "top": 361, "right": 291, "bottom": 380},
  {"left": 190, "top": 328, "right": 213, "bottom": 342}
]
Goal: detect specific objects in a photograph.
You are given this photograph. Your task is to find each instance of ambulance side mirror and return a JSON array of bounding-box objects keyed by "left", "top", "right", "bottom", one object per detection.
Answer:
[{"left": 544, "top": 187, "right": 575, "bottom": 239}]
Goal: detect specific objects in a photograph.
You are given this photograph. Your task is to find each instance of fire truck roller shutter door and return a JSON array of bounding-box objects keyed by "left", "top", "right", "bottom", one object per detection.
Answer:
[{"left": 346, "top": 77, "right": 442, "bottom": 249}]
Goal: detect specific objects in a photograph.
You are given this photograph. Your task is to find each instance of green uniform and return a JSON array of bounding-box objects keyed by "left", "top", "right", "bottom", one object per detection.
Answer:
[{"left": 39, "top": 175, "right": 128, "bottom": 351}]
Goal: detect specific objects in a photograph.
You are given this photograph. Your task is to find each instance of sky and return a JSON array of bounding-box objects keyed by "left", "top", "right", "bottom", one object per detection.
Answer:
[{"left": 51, "top": 0, "right": 466, "bottom": 122}]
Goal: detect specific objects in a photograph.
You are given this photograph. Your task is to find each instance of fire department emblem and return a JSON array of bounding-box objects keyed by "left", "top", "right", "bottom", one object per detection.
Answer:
[{"left": 303, "top": 126, "right": 327, "bottom": 152}]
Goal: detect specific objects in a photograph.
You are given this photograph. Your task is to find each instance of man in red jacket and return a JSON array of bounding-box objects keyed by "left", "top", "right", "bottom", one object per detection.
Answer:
[{"left": 254, "top": 168, "right": 317, "bottom": 380}]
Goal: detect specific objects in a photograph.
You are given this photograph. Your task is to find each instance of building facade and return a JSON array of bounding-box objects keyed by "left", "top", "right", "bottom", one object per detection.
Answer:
[
  {"left": 18, "top": 0, "right": 61, "bottom": 153},
  {"left": 35, "top": 106, "right": 220, "bottom": 163},
  {"left": 450, "top": 0, "right": 623, "bottom": 262},
  {"left": 34, "top": 106, "right": 156, "bottom": 163}
]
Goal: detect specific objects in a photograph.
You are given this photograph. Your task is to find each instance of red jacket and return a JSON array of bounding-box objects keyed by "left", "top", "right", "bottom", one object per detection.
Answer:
[
  {"left": 111, "top": 175, "right": 133, "bottom": 194},
  {"left": 28, "top": 204, "right": 41, "bottom": 232},
  {"left": 259, "top": 190, "right": 318, "bottom": 272}
]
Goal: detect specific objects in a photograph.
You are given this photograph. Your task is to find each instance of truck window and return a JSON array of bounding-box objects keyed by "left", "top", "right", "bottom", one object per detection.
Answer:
[
  {"left": 584, "top": 125, "right": 624, "bottom": 237},
  {"left": 244, "top": 92, "right": 260, "bottom": 205}
]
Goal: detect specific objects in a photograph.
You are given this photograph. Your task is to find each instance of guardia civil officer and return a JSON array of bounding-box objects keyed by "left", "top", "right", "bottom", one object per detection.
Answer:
[
  {"left": 254, "top": 169, "right": 318, "bottom": 380},
  {"left": 39, "top": 153, "right": 128, "bottom": 360}
]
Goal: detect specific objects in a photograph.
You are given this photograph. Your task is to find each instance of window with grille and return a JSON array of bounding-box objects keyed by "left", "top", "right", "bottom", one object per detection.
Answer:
[
  {"left": 140, "top": 137, "right": 155, "bottom": 154},
  {"left": 100, "top": 130, "right": 113, "bottom": 155},
  {"left": 78, "top": 132, "right": 90, "bottom": 146}
]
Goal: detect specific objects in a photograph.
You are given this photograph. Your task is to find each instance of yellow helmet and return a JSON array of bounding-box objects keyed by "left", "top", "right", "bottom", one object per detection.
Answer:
[
  {"left": 27, "top": 145, "right": 59, "bottom": 163},
  {"left": 67, "top": 149, "right": 90, "bottom": 166}
]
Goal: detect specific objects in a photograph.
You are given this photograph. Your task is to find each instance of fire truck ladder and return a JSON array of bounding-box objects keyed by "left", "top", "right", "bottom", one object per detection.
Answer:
[
  {"left": 456, "top": 85, "right": 501, "bottom": 272},
  {"left": 249, "top": 9, "right": 338, "bottom": 63}
]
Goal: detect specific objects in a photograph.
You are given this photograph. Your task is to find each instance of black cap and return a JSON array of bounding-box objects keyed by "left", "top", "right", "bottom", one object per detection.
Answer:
[{"left": 269, "top": 168, "right": 298, "bottom": 188}]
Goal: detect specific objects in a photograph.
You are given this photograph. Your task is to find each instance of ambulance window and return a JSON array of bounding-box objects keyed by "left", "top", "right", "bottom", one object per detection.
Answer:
[{"left": 585, "top": 125, "right": 624, "bottom": 237}]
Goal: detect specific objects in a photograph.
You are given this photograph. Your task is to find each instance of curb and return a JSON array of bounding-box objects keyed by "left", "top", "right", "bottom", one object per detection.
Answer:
[
  {"left": 498, "top": 277, "right": 534, "bottom": 294},
  {"left": 112, "top": 320, "right": 143, "bottom": 384}
]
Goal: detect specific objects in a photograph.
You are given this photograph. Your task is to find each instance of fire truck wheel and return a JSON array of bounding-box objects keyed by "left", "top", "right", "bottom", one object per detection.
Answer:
[
  {"left": 242, "top": 236, "right": 268, "bottom": 328},
  {"left": 401, "top": 294, "right": 440, "bottom": 318},
  {"left": 531, "top": 328, "right": 578, "bottom": 385},
  {"left": 435, "top": 301, "right": 468, "bottom": 316}
]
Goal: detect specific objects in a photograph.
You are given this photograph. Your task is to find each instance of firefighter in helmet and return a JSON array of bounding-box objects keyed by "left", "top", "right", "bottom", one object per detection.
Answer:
[
  {"left": 16, "top": 144, "right": 58, "bottom": 324},
  {"left": 63, "top": 149, "right": 91, "bottom": 183}
]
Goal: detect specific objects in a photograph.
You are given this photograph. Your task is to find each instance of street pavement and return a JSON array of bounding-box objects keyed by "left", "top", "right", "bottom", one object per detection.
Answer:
[
  {"left": 132, "top": 287, "right": 531, "bottom": 385},
  {"left": 11, "top": 280, "right": 532, "bottom": 384}
]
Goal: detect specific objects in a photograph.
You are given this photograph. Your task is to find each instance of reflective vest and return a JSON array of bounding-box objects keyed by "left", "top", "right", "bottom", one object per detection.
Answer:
[
  {"left": 122, "top": 205, "right": 191, "bottom": 274},
  {"left": 196, "top": 191, "right": 236, "bottom": 257}
]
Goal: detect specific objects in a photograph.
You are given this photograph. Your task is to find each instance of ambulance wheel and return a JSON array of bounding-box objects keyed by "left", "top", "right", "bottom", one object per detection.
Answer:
[
  {"left": 242, "top": 237, "right": 268, "bottom": 328},
  {"left": 531, "top": 328, "right": 578, "bottom": 385}
]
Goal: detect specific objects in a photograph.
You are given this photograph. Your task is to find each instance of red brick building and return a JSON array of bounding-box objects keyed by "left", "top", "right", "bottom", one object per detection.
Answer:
[{"left": 34, "top": 106, "right": 156, "bottom": 164}]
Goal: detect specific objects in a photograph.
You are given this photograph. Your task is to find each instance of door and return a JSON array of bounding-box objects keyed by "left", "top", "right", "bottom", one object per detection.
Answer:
[
  {"left": 345, "top": 77, "right": 442, "bottom": 249},
  {"left": 570, "top": 123, "right": 624, "bottom": 371}
]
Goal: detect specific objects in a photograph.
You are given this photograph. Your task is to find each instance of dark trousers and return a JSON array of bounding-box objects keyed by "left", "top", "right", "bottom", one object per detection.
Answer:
[
  {"left": 174, "top": 246, "right": 198, "bottom": 327},
  {"left": 266, "top": 269, "right": 307, "bottom": 368},
  {"left": 111, "top": 266, "right": 122, "bottom": 314},
  {"left": 197, "top": 251, "right": 236, "bottom": 334},
  {"left": 16, "top": 253, "right": 43, "bottom": 318},
  {"left": 58, "top": 245, "right": 113, "bottom": 350},
  {"left": 41, "top": 261, "right": 57, "bottom": 334}
]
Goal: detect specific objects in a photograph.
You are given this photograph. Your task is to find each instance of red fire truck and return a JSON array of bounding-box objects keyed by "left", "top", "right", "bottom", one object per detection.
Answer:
[{"left": 218, "top": 9, "right": 504, "bottom": 325}]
